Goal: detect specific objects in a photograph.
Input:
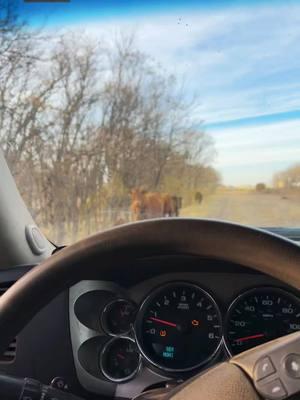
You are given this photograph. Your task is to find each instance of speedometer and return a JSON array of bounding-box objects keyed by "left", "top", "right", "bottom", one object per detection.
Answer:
[
  {"left": 225, "top": 287, "right": 300, "bottom": 356},
  {"left": 135, "top": 282, "right": 222, "bottom": 372}
]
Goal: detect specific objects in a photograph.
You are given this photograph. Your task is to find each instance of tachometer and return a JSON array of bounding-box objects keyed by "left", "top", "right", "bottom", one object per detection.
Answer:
[
  {"left": 225, "top": 287, "right": 300, "bottom": 355},
  {"left": 135, "top": 282, "right": 222, "bottom": 372}
]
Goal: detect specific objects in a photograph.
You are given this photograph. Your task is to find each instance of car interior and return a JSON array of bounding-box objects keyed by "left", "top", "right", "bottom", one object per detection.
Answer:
[
  {"left": 1, "top": 1, "right": 300, "bottom": 400},
  {"left": 0, "top": 150, "right": 300, "bottom": 400}
]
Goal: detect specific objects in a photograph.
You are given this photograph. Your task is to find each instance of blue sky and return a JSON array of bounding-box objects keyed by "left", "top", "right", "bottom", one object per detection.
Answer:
[{"left": 20, "top": 0, "right": 300, "bottom": 185}]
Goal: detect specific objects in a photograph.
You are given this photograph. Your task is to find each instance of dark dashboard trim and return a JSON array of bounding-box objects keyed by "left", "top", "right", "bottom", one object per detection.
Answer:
[
  {"left": 0, "top": 264, "right": 35, "bottom": 283},
  {"left": 263, "top": 227, "right": 300, "bottom": 242}
]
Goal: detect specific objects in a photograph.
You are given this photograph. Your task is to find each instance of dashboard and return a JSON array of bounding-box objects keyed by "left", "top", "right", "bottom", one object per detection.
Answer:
[
  {"left": 0, "top": 250, "right": 300, "bottom": 399},
  {"left": 69, "top": 256, "right": 300, "bottom": 399}
]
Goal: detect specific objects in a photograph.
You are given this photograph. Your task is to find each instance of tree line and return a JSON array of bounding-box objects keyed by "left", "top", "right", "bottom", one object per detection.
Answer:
[
  {"left": 273, "top": 164, "right": 300, "bottom": 190},
  {"left": 0, "top": 1, "right": 220, "bottom": 243}
]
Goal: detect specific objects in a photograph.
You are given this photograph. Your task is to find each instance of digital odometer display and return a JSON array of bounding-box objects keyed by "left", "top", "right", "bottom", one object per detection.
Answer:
[
  {"left": 225, "top": 287, "right": 300, "bottom": 356},
  {"left": 135, "top": 283, "right": 222, "bottom": 372}
]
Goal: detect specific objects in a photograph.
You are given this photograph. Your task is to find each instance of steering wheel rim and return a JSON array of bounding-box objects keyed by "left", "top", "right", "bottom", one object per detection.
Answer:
[{"left": 1, "top": 218, "right": 300, "bottom": 399}]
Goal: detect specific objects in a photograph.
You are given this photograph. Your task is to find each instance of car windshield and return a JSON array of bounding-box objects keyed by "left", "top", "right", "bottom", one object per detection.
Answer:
[{"left": 1, "top": 0, "right": 300, "bottom": 244}]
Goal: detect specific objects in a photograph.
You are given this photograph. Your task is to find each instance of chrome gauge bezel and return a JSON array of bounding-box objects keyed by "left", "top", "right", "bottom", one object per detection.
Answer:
[
  {"left": 224, "top": 286, "right": 300, "bottom": 357},
  {"left": 99, "top": 337, "right": 141, "bottom": 383},
  {"left": 101, "top": 298, "right": 137, "bottom": 337},
  {"left": 134, "top": 281, "right": 223, "bottom": 373}
]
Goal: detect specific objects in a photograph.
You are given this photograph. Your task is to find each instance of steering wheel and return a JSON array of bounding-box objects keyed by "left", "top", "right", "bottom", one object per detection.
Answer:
[{"left": 1, "top": 218, "right": 300, "bottom": 400}]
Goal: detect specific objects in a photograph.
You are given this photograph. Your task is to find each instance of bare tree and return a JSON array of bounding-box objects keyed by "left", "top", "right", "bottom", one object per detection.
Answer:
[{"left": 0, "top": 15, "right": 220, "bottom": 243}]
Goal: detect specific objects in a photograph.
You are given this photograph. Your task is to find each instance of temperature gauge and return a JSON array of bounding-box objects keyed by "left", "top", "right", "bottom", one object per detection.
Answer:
[{"left": 101, "top": 299, "right": 137, "bottom": 336}]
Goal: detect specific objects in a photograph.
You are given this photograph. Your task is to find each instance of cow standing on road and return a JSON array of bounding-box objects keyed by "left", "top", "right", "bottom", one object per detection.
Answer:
[
  {"left": 172, "top": 196, "right": 182, "bottom": 216},
  {"left": 131, "top": 188, "right": 182, "bottom": 221}
]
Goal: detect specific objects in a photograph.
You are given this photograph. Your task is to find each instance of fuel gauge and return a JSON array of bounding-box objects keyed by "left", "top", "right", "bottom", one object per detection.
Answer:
[{"left": 100, "top": 338, "right": 141, "bottom": 382}]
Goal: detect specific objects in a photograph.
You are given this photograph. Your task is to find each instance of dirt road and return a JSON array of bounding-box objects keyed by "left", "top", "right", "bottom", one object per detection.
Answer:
[{"left": 181, "top": 190, "right": 300, "bottom": 227}]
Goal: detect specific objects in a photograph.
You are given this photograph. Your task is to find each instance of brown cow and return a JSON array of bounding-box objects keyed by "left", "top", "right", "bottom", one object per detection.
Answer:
[
  {"left": 162, "top": 193, "right": 176, "bottom": 217},
  {"left": 131, "top": 188, "right": 180, "bottom": 221},
  {"left": 131, "top": 188, "right": 163, "bottom": 221},
  {"left": 171, "top": 196, "right": 182, "bottom": 216}
]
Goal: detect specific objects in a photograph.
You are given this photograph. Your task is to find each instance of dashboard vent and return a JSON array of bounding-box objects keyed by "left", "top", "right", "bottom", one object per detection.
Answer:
[{"left": 0, "top": 284, "right": 17, "bottom": 363}]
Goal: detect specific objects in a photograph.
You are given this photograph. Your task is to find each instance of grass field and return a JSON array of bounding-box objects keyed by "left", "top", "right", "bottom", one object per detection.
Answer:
[{"left": 180, "top": 189, "right": 300, "bottom": 227}]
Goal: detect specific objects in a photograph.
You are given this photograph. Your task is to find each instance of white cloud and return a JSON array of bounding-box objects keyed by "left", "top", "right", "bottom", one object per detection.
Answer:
[{"left": 209, "top": 120, "right": 300, "bottom": 185}]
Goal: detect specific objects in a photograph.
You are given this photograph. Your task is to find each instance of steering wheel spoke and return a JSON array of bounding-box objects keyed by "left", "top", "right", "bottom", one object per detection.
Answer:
[
  {"left": 231, "top": 331, "right": 300, "bottom": 399},
  {"left": 141, "top": 331, "right": 300, "bottom": 400},
  {"left": 158, "top": 362, "right": 260, "bottom": 400}
]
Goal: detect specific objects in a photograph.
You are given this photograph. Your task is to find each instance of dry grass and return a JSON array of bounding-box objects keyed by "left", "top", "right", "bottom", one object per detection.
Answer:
[{"left": 180, "top": 188, "right": 300, "bottom": 227}]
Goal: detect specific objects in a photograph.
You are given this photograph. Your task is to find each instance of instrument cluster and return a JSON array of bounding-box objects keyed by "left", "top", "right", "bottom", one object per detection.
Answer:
[{"left": 98, "top": 283, "right": 300, "bottom": 382}]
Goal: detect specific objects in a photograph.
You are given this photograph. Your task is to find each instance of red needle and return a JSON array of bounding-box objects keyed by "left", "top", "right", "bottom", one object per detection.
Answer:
[
  {"left": 117, "top": 353, "right": 125, "bottom": 360},
  {"left": 235, "top": 333, "right": 265, "bottom": 342},
  {"left": 149, "top": 317, "right": 177, "bottom": 328}
]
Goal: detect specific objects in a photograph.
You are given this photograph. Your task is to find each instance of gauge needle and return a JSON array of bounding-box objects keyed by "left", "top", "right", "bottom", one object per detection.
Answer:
[
  {"left": 149, "top": 317, "right": 177, "bottom": 328},
  {"left": 117, "top": 353, "right": 125, "bottom": 360},
  {"left": 235, "top": 333, "right": 265, "bottom": 342}
]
